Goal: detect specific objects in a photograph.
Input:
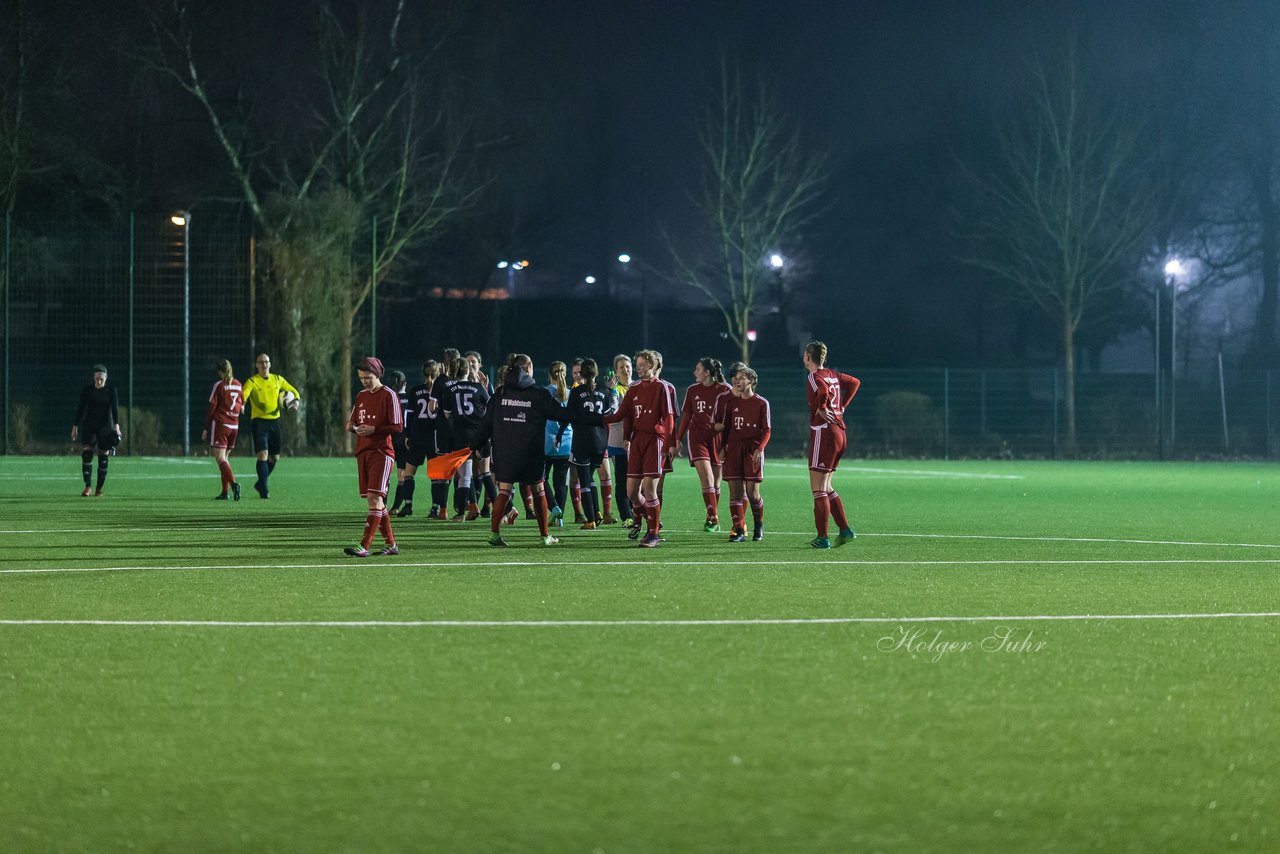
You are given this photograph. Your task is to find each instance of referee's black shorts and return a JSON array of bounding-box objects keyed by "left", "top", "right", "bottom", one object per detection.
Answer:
[{"left": 251, "top": 418, "right": 283, "bottom": 456}]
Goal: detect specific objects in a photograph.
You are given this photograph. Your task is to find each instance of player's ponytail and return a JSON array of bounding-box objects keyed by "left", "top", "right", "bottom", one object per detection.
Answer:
[
  {"left": 549, "top": 361, "right": 569, "bottom": 402},
  {"left": 506, "top": 352, "right": 532, "bottom": 379},
  {"left": 217, "top": 359, "right": 233, "bottom": 381},
  {"left": 697, "top": 357, "right": 723, "bottom": 384}
]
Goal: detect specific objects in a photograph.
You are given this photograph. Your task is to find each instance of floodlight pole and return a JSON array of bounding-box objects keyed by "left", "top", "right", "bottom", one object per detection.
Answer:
[{"left": 181, "top": 213, "right": 191, "bottom": 457}]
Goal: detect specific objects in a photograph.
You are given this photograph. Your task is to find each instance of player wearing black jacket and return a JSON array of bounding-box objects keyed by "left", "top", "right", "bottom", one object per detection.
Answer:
[{"left": 471, "top": 353, "right": 601, "bottom": 546}]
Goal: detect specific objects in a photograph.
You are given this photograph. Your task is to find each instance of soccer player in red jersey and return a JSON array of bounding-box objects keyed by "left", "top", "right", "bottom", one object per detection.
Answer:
[
  {"left": 803, "top": 340, "right": 861, "bottom": 548},
  {"left": 200, "top": 359, "right": 245, "bottom": 500},
  {"left": 715, "top": 367, "right": 771, "bottom": 542},
  {"left": 605, "top": 349, "right": 678, "bottom": 548},
  {"left": 676, "top": 357, "right": 731, "bottom": 532},
  {"left": 343, "top": 357, "right": 403, "bottom": 557}
]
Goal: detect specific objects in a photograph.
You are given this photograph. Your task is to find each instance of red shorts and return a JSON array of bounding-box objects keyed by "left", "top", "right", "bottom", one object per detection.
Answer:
[
  {"left": 808, "top": 424, "right": 847, "bottom": 472},
  {"left": 356, "top": 450, "right": 395, "bottom": 498},
  {"left": 627, "top": 432, "right": 667, "bottom": 478},
  {"left": 685, "top": 429, "right": 721, "bottom": 465},
  {"left": 209, "top": 423, "right": 239, "bottom": 450},
  {"left": 722, "top": 441, "right": 764, "bottom": 482}
]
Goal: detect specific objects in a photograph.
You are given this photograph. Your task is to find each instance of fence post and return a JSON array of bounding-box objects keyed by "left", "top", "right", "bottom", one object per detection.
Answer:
[
  {"left": 370, "top": 215, "right": 378, "bottom": 355},
  {"left": 979, "top": 369, "right": 987, "bottom": 439},
  {"left": 128, "top": 212, "right": 135, "bottom": 457},
  {"left": 3, "top": 212, "right": 9, "bottom": 455},
  {"left": 943, "top": 367, "right": 950, "bottom": 460},
  {"left": 1052, "top": 368, "right": 1060, "bottom": 460}
]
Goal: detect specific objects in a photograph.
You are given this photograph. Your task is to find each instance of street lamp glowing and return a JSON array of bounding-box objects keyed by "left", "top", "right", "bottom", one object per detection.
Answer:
[
  {"left": 496, "top": 261, "right": 509, "bottom": 269},
  {"left": 769, "top": 253, "right": 784, "bottom": 269},
  {"left": 617, "top": 253, "right": 631, "bottom": 264},
  {"left": 1164, "top": 259, "right": 1185, "bottom": 278},
  {"left": 585, "top": 275, "right": 596, "bottom": 285},
  {"left": 171, "top": 213, "right": 188, "bottom": 227}
]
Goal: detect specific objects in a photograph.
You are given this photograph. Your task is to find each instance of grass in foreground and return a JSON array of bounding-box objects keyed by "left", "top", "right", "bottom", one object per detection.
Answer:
[{"left": 1, "top": 455, "right": 1278, "bottom": 851}]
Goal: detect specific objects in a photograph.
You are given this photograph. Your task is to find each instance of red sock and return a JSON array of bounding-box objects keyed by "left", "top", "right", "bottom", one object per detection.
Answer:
[
  {"left": 491, "top": 490, "right": 511, "bottom": 533},
  {"left": 730, "top": 500, "right": 745, "bottom": 532},
  {"left": 379, "top": 509, "right": 395, "bottom": 546},
  {"left": 534, "top": 487, "right": 550, "bottom": 536},
  {"left": 829, "top": 491, "right": 849, "bottom": 531},
  {"left": 571, "top": 483, "right": 583, "bottom": 515},
  {"left": 217, "top": 459, "right": 234, "bottom": 491},
  {"left": 812, "top": 491, "right": 831, "bottom": 538},
  {"left": 600, "top": 477, "right": 613, "bottom": 513},
  {"left": 649, "top": 498, "right": 662, "bottom": 534},
  {"left": 703, "top": 488, "right": 718, "bottom": 520},
  {"left": 522, "top": 485, "right": 535, "bottom": 514},
  {"left": 750, "top": 498, "right": 764, "bottom": 526},
  {"left": 362, "top": 511, "right": 379, "bottom": 548}
]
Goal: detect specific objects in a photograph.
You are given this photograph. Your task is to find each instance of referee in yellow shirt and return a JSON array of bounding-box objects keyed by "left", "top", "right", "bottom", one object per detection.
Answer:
[{"left": 240, "top": 353, "right": 301, "bottom": 498}]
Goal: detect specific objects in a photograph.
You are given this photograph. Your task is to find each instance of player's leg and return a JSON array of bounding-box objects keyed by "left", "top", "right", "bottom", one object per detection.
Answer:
[
  {"left": 746, "top": 479, "right": 764, "bottom": 541},
  {"left": 693, "top": 457, "right": 718, "bottom": 531},
  {"left": 80, "top": 442, "right": 94, "bottom": 496},
  {"left": 727, "top": 479, "right": 747, "bottom": 542}
]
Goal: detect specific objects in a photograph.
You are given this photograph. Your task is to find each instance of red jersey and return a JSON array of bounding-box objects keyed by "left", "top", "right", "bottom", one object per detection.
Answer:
[
  {"left": 721, "top": 393, "right": 772, "bottom": 450},
  {"left": 204, "top": 379, "right": 244, "bottom": 429},
  {"left": 806, "top": 368, "right": 860, "bottom": 429},
  {"left": 349, "top": 385, "right": 403, "bottom": 456},
  {"left": 612, "top": 378, "right": 678, "bottom": 439},
  {"left": 677, "top": 382, "right": 731, "bottom": 440}
]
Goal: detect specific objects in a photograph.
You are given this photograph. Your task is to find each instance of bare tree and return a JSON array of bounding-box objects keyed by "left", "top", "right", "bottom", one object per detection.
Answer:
[
  {"left": 956, "top": 45, "right": 1157, "bottom": 449},
  {"left": 148, "top": 0, "right": 483, "bottom": 449},
  {"left": 666, "top": 61, "right": 827, "bottom": 363}
]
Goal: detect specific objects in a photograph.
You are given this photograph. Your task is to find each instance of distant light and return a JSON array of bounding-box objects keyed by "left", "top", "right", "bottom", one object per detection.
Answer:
[
  {"left": 769, "top": 253, "right": 784, "bottom": 269},
  {"left": 585, "top": 275, "right": 596, "bottom": 285},
  {"left": 746, "top": 329, "right": 758, "bottom": 342},
  {"left": 1164, "top": 259, "right": 1185, "bottom": 277},
  {"left": 171, "top": 214, "right": 188, "bottom": 226},
  {"left": 513, "top": 261, "right": 525, "bottom": 270},
  {"left": 618, "top": 253, "right": 631, "bottom": 264},
  {"left": 520, "top": 259, "right": 531, "bottom": 268},
  {"left": 497, "top": 261, "right": 509, "bottom": 269}
]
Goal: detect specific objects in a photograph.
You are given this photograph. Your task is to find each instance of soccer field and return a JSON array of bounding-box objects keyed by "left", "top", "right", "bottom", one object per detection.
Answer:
[{"left": 2, "top": 455, "right": 1278, "bottom": 851}]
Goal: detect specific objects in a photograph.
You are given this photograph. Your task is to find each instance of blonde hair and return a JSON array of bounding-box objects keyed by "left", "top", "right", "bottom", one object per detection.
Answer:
[
  {"left": 548, "top": 361, "right": 569, "bottom": 402},
  {"left": 635, "top": 349, "right": 663, "bottom": 373},
  {"left": 805, "top": 341, "right": 828, "bottom": 367},
  {"left": 217, "top": 359, "right": 234, "bottom": 381}
]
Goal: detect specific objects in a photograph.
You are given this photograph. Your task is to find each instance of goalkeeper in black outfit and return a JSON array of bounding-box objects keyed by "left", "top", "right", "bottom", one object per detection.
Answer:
[{"left": 71, "top": 364, "right": 122, "bottom": 496}]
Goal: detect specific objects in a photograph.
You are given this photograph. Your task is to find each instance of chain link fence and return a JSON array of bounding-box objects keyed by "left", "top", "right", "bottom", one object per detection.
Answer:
[{"left": 3, "top": 213, "right": 1277, "bottom": 459}]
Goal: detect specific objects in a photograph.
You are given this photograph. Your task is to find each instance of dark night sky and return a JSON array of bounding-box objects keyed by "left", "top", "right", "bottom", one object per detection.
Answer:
[{"left": 20, "top": 0, "right": 1251, "bottom": 366}]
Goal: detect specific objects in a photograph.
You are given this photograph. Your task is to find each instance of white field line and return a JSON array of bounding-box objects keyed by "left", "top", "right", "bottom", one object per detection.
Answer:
[
  {"left": 3, "top": 612, "right": 1280, "bottom": 628},
  {"left": 4, "top": 557, "right": 1280, "bottom": 577},
  {"left": 3, "top": 528, "right": 1275, "bottom": 551}
]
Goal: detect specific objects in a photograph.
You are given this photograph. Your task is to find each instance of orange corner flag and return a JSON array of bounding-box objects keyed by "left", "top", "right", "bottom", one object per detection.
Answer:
[{"left": 426, "top": 448, "right": 472, "bottom": 480}]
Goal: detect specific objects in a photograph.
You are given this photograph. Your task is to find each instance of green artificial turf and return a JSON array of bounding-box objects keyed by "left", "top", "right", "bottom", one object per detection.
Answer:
[{"left": 2, "top": 455, "right": 1278, "bottom": 852}]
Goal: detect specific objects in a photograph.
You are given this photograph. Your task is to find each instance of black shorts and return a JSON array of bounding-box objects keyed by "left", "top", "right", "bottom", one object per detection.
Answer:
[
  {"left": 571, "top": 452, "right": 605, "bottom": 469},
  {"left": 453, "top": 424, "right": 490, "bottom": 459},
  {"left": 80, "top": 424, "right": 119, "bottom": 451},
  {"left": 251, "top": 418, "right": 283, "bottom": 456},
  {"left": 392, "top": 431, "right": 409, "bottom": 468}
]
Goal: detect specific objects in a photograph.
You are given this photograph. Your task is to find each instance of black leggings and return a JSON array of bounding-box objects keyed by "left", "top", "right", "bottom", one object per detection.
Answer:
[{"left": 543, "top": 457, "right": 570, "bottom": 511}]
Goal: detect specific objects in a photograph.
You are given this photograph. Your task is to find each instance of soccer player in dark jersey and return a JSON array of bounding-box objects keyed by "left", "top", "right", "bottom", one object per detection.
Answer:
[
  {"left": 386, "top": 371, "right": 412, "bottom": 515},
  {"left": 71, "top": 364, "right": 122, "bottom": 496},
  {"left": 676, "top": 357, "right": 731, "bottom": 532},
  {"left": 429, "top": 350, "right": 460, "bottom": 514},
  {"left": 442, "top": 356, "right": 490, "bottom": 519},
  {"left": 563, "top": 358, "right": 617, "bottom": 528},
  {"left": 604, "top": 349, "right": 678, "bottom": 548},
  {"left": 803, "top": 340, "right": 862, "bottom": 548},
  {"left": 200, "top": 359, "right": 245, "bottom": 500},
  {"left": 471, "top": 353, "right": 602, "bottom": 547},
  {"left": 398, "top": 359, "right": 442, "bottom": 517},
  {"left": 715, "top": 367, "right": 772, "bottom": 542},
  {"left": 343, "top": 357, "right": 403, "bottom": 557},
  {"left": 464, "top": 351, "right": 498, "bottom": 515}
]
